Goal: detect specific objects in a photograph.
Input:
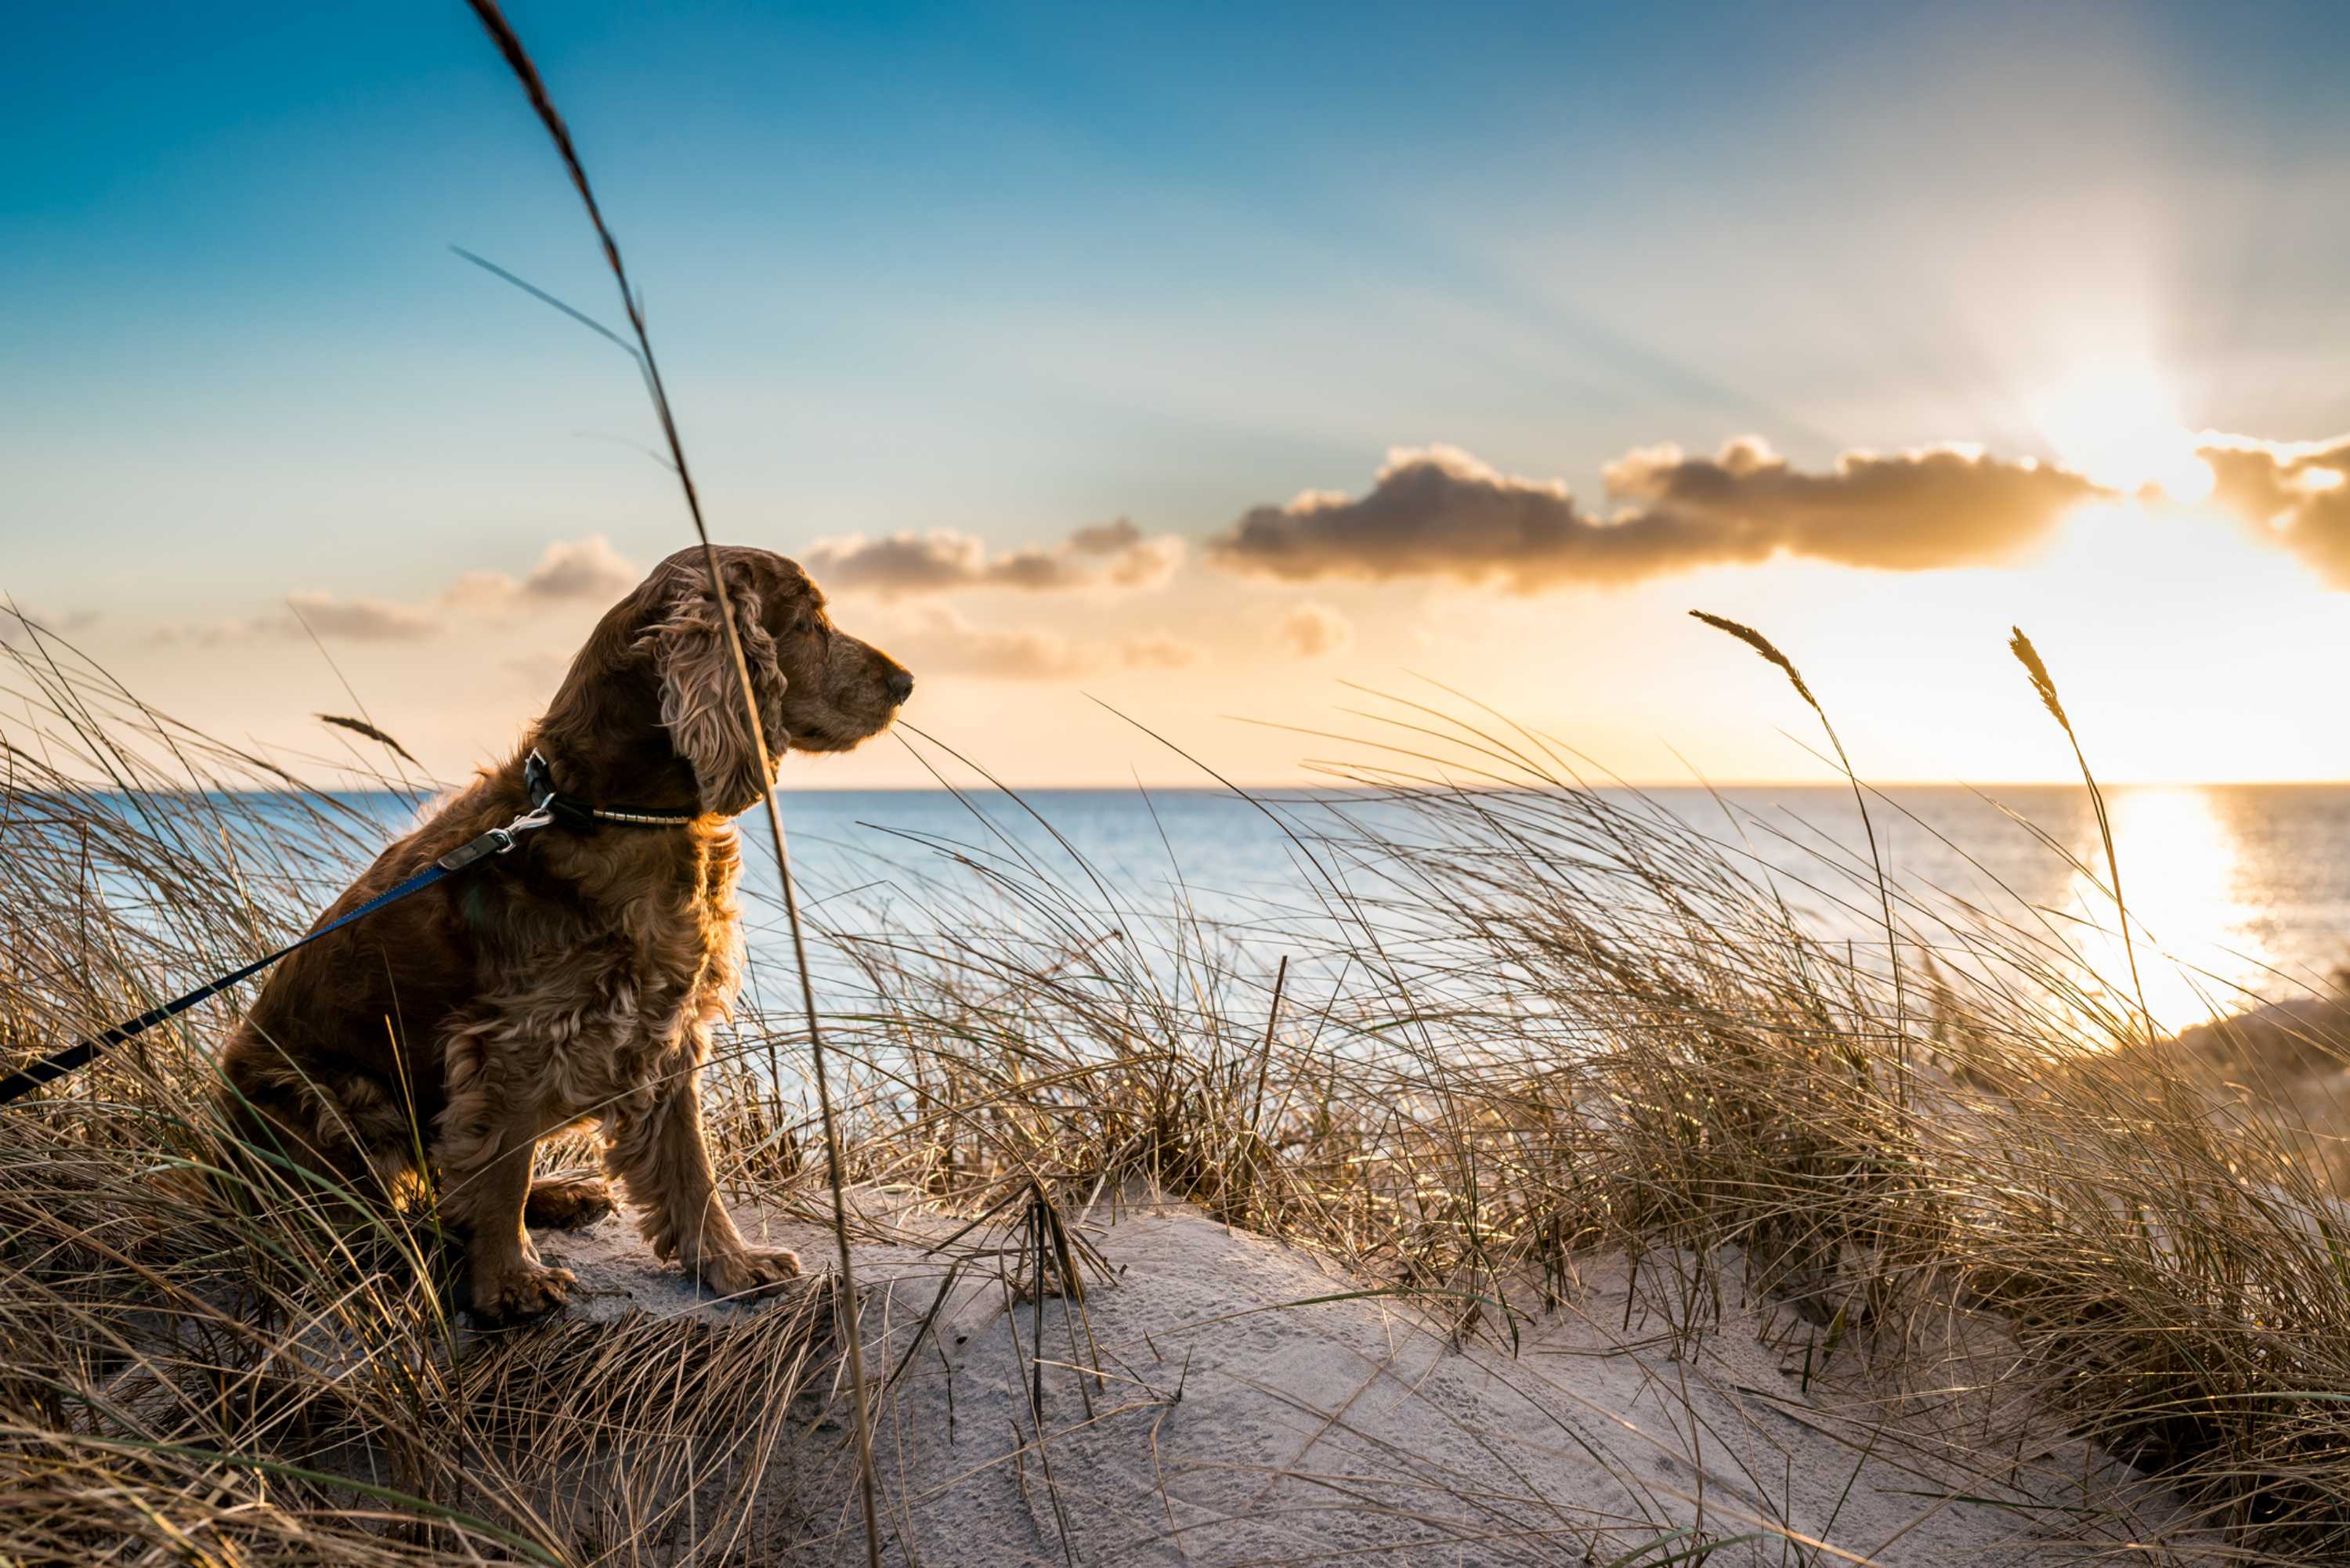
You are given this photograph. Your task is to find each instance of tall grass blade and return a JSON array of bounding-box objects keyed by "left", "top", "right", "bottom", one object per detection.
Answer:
[
  {"left": 457, "top": 6, "right": 884, "bottom": 1565},
  {"left": 1689, "top": 610, "right": 1907, "bottom": 1051},
  {"left": 2008, "top": 626, "right": 2152, "bottom": 1046}
]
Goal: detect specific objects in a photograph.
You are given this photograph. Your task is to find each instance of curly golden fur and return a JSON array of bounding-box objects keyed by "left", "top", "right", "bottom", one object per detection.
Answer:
[{"left": 216, "top": 546, "right": 912, "bottom": 1323}]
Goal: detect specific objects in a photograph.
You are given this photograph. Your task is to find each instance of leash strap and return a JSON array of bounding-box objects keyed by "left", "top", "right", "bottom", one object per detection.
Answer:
[{"left": 0, "top": 808, "right": 551, "bottom": 1109}]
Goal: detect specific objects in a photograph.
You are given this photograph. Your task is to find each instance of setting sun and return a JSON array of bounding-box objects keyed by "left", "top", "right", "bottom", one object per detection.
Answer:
[{"left": 2029, "top": 362, "right": 2215, "bottom": 503}]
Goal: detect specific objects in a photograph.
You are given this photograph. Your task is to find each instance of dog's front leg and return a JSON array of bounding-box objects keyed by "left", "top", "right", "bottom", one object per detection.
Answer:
[
  {"left": 437, "top": 1031, "right": 576, "bottom": 1324},
  {"left": 606, "top": 1075, "right": 800, "bottom": 1299}
]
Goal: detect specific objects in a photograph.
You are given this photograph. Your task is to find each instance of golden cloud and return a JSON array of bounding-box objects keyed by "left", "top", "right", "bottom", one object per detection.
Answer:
[
  {"left": 2196, "top": 434, "right": 2350, "bottom": 586},
  {"left": 1209, "top": 440, "right": 2108, "bottom": 590}
]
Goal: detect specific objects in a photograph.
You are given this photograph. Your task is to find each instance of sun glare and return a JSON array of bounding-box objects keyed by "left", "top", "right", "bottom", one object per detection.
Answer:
[
  {"left": 2063, "top": 786, "right": 2274, "bottom": 1031},
  {"left": 2030, "top": 363, "right": 2214, "bottom": 504}
]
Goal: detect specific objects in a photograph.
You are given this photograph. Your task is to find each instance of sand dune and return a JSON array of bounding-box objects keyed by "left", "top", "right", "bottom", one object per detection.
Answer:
[{"left": 547, "top": 1194, "right": 2200, "bottom": 1566}]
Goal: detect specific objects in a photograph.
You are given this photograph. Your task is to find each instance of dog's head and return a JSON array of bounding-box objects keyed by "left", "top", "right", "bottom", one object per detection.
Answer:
[{"left": 546, "top": 545, "right": 912, "bottom": 816}]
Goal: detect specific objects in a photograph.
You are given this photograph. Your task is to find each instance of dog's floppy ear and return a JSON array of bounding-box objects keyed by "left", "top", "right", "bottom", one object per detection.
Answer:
[{"left": 648, "top": 560, "right": 788, "bottom": 815}]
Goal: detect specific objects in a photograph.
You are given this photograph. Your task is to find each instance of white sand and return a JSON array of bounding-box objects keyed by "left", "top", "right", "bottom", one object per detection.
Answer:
[{"left": 547, "top": 1194, "right": 2203, "bottom": 1566}]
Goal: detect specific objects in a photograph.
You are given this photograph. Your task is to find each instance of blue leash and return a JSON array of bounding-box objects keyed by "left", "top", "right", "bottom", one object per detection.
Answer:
[{"left": 0, "top": 807, "right": 554, "bottom": 1109}]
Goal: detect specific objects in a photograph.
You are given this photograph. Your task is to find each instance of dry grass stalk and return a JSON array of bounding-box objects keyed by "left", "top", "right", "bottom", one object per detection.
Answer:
[
  {"left": 454, "top": 5, "right": 884, "bottom": 1563},
  {"left": 2009, "top": 625, "right": 2154, "bottom": 1048},
  {"left": 316, "top": 713, "right": 421, "bottom": 768},
  {"left": 1690, "top": 611, "right": 1908, "bottom": 1060}
]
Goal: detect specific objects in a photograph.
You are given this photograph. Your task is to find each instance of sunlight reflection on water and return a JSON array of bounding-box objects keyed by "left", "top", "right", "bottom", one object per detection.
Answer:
[{"left": 2059, "top": 786, "right": 2278, "bottom": 1031}]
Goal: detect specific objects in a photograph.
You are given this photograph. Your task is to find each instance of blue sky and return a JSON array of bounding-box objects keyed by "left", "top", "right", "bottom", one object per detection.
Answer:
[{"left": 8, "top": 2, "right": 2350, "bottom": 784}]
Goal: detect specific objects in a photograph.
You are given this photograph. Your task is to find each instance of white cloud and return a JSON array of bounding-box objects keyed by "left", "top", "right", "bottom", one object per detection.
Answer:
[
  {"left": 287, "top": 592, "right": 439, "bottom": 642},
  {"left": 0, "top": 606, "right": 100, "bottom": 650},
  {"left": 1277, "top": 602, "right": 1353, "bottom": 658},
  {"left": 144, "top": 537, "right": 643, "bottom": 646},
  {"left": 440, "top": 534, "right": 639, "bottom": 613},
  {"left": 806, "top": 518, "right": 1184, "bottom": 598}
]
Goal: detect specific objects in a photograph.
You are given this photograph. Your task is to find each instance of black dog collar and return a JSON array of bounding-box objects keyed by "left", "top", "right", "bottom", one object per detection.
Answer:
[{"left": 524, "top": 749, "right": 700, "bottom": 831}]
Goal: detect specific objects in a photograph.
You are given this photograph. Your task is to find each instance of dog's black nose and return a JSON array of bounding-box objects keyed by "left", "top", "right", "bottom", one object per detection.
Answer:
[{"left": 886, "top": 670, "right": 914, "bottom": 706}]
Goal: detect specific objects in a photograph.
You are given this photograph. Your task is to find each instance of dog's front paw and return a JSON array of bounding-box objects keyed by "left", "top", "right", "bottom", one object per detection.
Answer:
[
  {"left": 462, "top": 1260, "right": 577, "bottom": 1326},
  {"left": 697, "top": 1245, "right": 801, "bottom": 1299}
]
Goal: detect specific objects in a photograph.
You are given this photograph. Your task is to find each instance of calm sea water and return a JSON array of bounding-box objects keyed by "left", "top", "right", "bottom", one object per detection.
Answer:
[
  {"left": 715, "top": 784, "right": 2347, "bottom": 1028},
  {"left": 311, "top": 784, "right": 2350, "bottom": 1032}
]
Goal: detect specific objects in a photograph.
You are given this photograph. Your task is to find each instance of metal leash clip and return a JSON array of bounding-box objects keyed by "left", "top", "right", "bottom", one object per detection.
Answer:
[{"left": 435, "top": 805, "right": 557, "bottom": 873}]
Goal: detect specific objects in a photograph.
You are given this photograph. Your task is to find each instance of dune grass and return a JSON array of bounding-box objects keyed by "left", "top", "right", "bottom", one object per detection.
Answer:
[
  {"left": 8, "top": 611, "right": 2350, "bottom": 1563},
  {"left": 16, "top": 4, "right": 2350, "bottom": 1559}
]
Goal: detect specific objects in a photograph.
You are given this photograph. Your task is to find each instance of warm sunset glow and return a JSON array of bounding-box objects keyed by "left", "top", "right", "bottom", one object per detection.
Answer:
[
  {"left": 2062, "top": 786, "right": 2276, "bottom": 1029},
  {"left": 9, "top": 6, "right": 2350, "bottom": 793},
  {"left": 2029, "top": 363, "right": 2215, "bottom": 504}
]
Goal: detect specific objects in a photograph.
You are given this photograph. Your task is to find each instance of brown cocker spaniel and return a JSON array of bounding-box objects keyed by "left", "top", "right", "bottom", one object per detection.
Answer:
[{"left": 217, "top": 546, "right": 911, "bottom": 1323}]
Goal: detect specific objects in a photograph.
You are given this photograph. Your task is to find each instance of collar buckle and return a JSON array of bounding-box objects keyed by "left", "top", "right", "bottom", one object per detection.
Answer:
[{"left": 525, "top": 748, "right": 602, "bottom": 833}]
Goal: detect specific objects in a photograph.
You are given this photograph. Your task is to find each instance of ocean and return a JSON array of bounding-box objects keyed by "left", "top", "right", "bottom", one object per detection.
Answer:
[
  {"left": 707, "top": 783, "right": 2350, "bottom": 1033},
  {"left": 182, "top": 782, "right": 2350, "bottom": 1039}
]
